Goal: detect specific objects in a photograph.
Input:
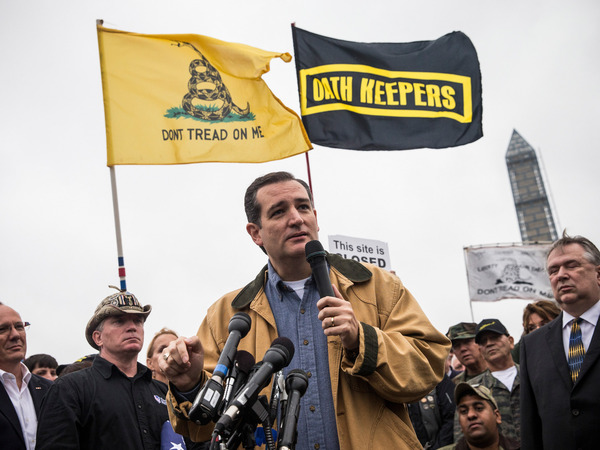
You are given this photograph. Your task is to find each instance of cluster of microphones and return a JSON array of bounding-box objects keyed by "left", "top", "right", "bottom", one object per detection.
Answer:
[{"left": 187, "top": 240, "right": 331, "bottom": 450}]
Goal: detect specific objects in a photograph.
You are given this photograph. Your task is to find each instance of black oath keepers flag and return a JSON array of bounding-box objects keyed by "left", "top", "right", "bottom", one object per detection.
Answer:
[{"left": 292, "top": 26, "right": 483, "bottom": 150}]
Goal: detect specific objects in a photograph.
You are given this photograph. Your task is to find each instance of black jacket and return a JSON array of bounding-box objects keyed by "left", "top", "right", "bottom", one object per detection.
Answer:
[
  {"left": 36, "top": 356, "right": 169, "bottom": 450},
  {"left": 520, "top": 312, "right": 600, "bottom": 450},
  {"left": 0, "top": 372, "right": 53, "bottom": 450}
]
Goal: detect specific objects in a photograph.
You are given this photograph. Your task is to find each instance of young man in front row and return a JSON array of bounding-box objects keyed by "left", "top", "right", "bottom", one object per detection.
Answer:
[{"left": 440, "top": 383, "right": 519, "bottom": 450}]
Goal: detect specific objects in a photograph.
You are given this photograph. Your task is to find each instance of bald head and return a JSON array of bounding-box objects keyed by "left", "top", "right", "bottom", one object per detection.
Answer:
[{"left": 0, "top": 304, "right": 28, "bottom": 371}]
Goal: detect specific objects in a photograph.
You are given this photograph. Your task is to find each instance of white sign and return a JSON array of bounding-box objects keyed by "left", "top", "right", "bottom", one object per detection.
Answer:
[
  {"left": 464, "top": 244, "right": 554, "bottom": 302},
  {"left": 328, "top": 235, "right": 391, "bottom": 270}
]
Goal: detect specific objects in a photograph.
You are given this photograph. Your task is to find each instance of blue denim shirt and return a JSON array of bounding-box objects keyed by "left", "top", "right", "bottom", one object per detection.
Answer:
[{"left": 265, "top": 261, "right": 340, "bottom": 450}]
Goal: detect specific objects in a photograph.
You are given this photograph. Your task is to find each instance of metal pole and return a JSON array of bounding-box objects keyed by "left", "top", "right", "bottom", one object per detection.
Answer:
[
  {"left": 304, "top": 151, "right": 314, "bottom": 200},
  {"left": 109, "top": 166, "right": 127, "bottom": 291}
]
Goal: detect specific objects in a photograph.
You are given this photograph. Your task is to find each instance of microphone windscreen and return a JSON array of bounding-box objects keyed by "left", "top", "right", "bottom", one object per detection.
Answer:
[
  {"left": 285, "top": 369, "right": 309, "bottom": 395},
  {"left": 228, "top": 312, "right": 252, "bottom": 336},
  {"left": 271, "top": 336, "right": 295, "bottom": 362},
  {"left": 235, "top": 350, "right": 255, "bottom": 374},
  {"left": 305, "top": 240, "right": 326, "bottom": 262}
]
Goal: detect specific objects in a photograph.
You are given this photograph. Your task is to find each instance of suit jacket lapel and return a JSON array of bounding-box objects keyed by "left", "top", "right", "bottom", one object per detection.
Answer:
[
  {"left": 28, "top": 375, "right": 46, "bottom": 414},
  {"left": 0, "top": 382, "right": 25, "bottom": 443},
  {"left": 547, "top": 313, "right": 572, "bottom": 389}
]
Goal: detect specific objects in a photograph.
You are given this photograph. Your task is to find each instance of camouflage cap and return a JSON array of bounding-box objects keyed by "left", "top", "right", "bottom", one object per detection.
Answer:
[
  {"left": 454, "top": 382, "right": 499, "bottom": 410},
  {"left": 447, "top": 322, "right": 478, "bottom": 341},
  {"left": 475, "top": 318, "right": 509, "bottom": 344},
  {"left": 85, "top": 289, "right": 151, "bottom": 350}
]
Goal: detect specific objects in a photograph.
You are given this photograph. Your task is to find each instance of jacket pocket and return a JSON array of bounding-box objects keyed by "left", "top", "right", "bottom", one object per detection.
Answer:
[{"left": 367, "top": 403, "right": 422, "bottom": 449}]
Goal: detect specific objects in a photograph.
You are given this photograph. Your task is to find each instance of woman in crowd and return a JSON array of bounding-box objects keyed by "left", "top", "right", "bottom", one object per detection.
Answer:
[
  {"left": 146, "top": 327, "right": 179, "bottom": 384},
  {"left": 512, "top": 300, "right": 561, "bottom": 363}
]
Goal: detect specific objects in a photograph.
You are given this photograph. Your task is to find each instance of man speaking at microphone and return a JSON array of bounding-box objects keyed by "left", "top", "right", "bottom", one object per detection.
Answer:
[{"left": 160, "top": 171, "right": 450, "bottom": 449}]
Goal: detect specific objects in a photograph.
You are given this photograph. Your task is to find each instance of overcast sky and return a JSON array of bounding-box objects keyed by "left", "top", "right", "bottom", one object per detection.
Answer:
[{"left": 1, "top": 0, "right": 599, "bottom": 365}]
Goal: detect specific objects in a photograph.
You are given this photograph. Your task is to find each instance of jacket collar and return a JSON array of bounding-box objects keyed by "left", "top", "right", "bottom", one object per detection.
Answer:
[{"left": 231, "top": 252, "right": 372, "bottom": 309}]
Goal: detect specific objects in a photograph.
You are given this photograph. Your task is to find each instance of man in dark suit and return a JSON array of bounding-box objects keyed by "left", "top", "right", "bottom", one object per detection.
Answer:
[
  {"left": 0, "top": 302, "right": 53, "bottom": 450},
  {"left": 520, "top": 233, "right": 600, "bottom": 450}
]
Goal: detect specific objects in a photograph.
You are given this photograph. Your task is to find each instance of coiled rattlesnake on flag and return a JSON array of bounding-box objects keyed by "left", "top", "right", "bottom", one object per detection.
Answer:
[{"left": 175, "top": 42, "right": 250, "bottom": 121}]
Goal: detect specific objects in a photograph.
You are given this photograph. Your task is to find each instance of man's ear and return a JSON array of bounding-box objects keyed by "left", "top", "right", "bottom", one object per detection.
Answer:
[
  {"left": 92, "top": 330, "right": 103, "bottom": 349},
  {"left": 246, "top": 223, "right": 263, "bottom": 247},
  {"left": 494, "top": 409, "right": 502, "bottom": 425},
  {"left": 508, "top": 335, "right": 515, "bottom": 349}
]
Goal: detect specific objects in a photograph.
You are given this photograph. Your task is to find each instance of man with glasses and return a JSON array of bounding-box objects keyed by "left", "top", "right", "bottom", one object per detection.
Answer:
[
  {"left": 520, "top": 233, "right": 600, "bottom": 450},
  {"left": 0, "top": 302, "right": 52, "bottom": 450}
]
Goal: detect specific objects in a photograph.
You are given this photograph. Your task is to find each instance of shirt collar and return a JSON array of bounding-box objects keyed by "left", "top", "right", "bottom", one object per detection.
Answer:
[
  {"left": 562, "top": 299, "right": 600, "bottom": 328},
  {"left": 266, "top": 260, "right": 313, "bottom": 297},
  {"left": 0, "top": 362, "right": 31, "bottom": 385},
  {"left": 94, "top": 355, "right": 150, "bottom": 380},
  {"left": 266, "top": 260, "right": 284, "bottom": 293},
  {"left": 21, "top": 362, "right": 31, "bottom": 384}
]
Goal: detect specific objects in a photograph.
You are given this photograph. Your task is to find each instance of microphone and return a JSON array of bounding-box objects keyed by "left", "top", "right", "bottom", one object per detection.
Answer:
[
  {"left": 277, "top": 370, "right": 289, "bottom": 426},
  {"left": 268, "top": 370, "right": 284, "bottom": 425},
  {"left": 305, "top": 240, "right": 334, "bottom": 298},
  {"left": 213, "top": 337, "right": 295, "bottom": 436},
  {"left": 189, "top": 312, "right": 252, "bottom": 424},
  {"left": 220, "top": 350, "right": 255, "bottom": 413},
  {"left": 278, "top": 369, "right": 309, "bottom": 450}
]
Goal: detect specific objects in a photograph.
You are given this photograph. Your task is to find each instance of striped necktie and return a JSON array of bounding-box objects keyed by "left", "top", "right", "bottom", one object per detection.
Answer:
[{"left": 568, "top": 318, "right": 585, "bottom": 383}]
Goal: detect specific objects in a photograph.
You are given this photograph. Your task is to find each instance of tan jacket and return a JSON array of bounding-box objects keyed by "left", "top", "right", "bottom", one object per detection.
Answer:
[{"left": 167, "top": 254, "right": 450, "bottom": 449}]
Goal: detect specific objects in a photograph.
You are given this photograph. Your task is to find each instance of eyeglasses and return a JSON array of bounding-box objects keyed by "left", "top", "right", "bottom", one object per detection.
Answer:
[{"left": 0, "top": 322, "right": 30, "bottom": 336}]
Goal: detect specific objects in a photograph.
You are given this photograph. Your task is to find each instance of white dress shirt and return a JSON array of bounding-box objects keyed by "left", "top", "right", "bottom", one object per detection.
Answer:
[{"left": 0, "top": 362, "right": 38, "bottom": 450}]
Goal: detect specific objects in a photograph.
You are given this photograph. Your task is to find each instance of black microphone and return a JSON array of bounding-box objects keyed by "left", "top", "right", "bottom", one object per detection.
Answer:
[
  {"left": 213, "top": 337, "right": 295, "bottom": 436},
  {"left": 278, "top": 369, "right": 309, "bottom": 450},
  {"left": 220, "top": 350, "right": 255, "bottom": 413},
  {"left": 305, "top": 240, "right": 334, "bottom": 298},
  {"left": 189, "top": 312, "right": 252, "bottom": 424}
]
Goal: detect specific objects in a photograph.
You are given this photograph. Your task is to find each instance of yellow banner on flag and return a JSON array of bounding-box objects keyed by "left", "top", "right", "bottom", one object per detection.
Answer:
[{"left": 97, "top": 24, "right": 311, "bottom": 165}]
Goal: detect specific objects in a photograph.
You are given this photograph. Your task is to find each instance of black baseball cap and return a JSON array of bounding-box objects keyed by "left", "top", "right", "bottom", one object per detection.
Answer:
[{"left": 475, "top": 318, "right": 509, "bottom": 344}]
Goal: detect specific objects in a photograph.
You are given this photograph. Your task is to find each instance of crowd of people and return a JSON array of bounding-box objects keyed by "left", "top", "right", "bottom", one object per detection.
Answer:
[{"left": 2, "top": 171, "right": 599, "bottom": 450}]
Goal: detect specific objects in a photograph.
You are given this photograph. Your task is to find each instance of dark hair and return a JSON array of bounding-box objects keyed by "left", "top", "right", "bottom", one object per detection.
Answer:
[
  {"left": 522, "top": 300, "right": 561, "bottom": 335},
  {"left": 244, "top": 171, "right": 313, "bottom": 227},
  {"left": 57, "top": 354, "right": 97, "bottom": 377},
  {"left": 547, "top": 231, "right": 600, "bottom": 266},
  {"left": 59, "top": 360, "right": 93, "bottom": 376},
  {"left": 23, "top": 353, "right": 58, "bottom": 371}
]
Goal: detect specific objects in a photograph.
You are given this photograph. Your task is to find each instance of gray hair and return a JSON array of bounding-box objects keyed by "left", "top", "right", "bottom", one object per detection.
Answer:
[{"left": 547, "top": 230, "right": 600, "bottom": 266}]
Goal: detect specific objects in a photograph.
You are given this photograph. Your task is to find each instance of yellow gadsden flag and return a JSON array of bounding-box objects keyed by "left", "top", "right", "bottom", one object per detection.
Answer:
[{"left": 97, "top": 23, "right": 312, "bottom": 165}]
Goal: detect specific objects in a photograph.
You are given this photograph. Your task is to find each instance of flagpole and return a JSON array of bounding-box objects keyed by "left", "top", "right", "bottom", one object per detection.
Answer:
[
  {"left": 109, "top": 166, "right": 127, "bottom": 291},
  {"left": 304, "top": 151, "right": 314, "bottom": 199},
  {"left": 463, "top": 246, "right": 475, "bottom": 322}
]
